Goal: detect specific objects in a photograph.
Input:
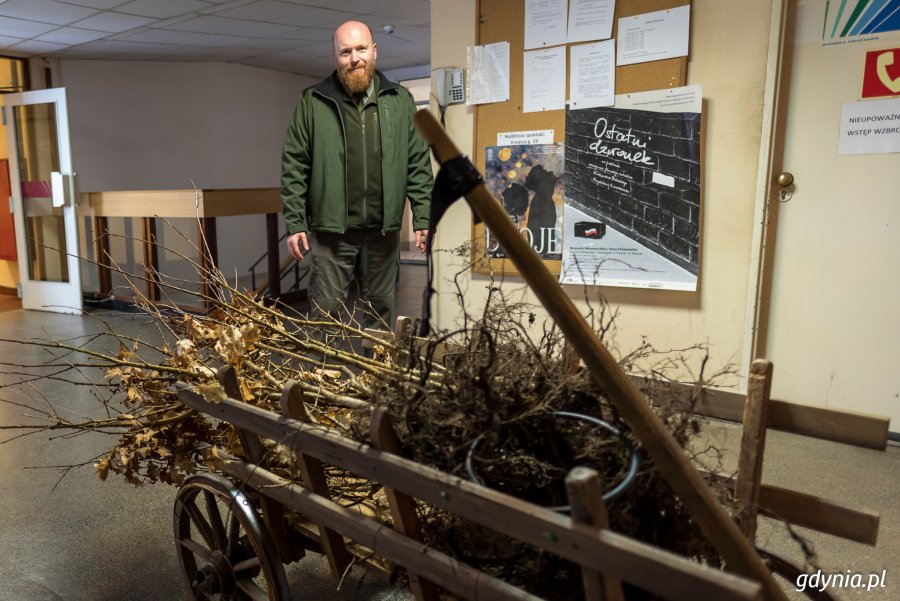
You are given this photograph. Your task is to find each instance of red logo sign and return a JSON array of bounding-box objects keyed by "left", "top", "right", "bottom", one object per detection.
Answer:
[{"left": 862, "top": 48, "right": 900, "bottom": 99}]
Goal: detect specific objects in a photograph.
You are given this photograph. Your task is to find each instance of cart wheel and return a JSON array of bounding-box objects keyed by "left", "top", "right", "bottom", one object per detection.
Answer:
[
  {"left": 174, "top": 473, "right": 291, "bottom": 601},
  {"left": 757, "top": 547, "right": 842, "bottom": 601}
]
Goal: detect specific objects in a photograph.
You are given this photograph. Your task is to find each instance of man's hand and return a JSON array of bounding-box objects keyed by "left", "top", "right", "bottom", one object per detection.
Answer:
[
  {"left": 414, "top": 229, "right": 429, "bottom": 254},
  {"left": 287, "top": 232, "right": 309, "bottom": 261}
]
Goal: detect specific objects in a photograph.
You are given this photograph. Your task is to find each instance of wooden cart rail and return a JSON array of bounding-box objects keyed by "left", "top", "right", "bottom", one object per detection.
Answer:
[
  {"left": 629, "top": 367, "right": 886, "bottom": 547},
  {"left": 176, "top": 382, "right": 762, "bottom": 601}
]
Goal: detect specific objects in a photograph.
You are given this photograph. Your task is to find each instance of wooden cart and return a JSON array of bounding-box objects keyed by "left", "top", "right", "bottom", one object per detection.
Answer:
[{"left": 175, "top": 367, "right": 767, "bottom": 601}]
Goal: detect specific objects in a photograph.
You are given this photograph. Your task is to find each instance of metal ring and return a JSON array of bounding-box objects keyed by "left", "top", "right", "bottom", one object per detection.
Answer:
[{"left": 464, "top": 411, "right": 640, "bottom": 511}]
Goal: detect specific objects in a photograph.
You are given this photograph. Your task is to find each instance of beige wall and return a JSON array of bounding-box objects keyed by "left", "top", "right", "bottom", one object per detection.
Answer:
[
  {"left": 430, "top": 0, "right": 775, "bottom": 389},
  {"left": 0, "top": 260, "right": 17, "bottom": 290}
]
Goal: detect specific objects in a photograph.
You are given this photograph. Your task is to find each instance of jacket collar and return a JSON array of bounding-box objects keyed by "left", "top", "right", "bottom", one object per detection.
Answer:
[{"left": 314, "top": 69, "right": 398, "bottom": 103}]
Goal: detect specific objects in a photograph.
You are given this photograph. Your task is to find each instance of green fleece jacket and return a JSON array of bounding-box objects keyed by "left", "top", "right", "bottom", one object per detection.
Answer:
[{"left": 280, "top": 71, "right": 433, "bottom": 235}]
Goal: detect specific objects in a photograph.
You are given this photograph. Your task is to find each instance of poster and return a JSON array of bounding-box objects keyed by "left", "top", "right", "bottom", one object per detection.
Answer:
[
  {"left": 561, "top": 85, "right": 702, "bottom": 290},
  {"left": 484, "top": 144, "right": 565, "bottom": 260},
  {"left": 823, "top": 0, "right": 900, "bottom": 46}
]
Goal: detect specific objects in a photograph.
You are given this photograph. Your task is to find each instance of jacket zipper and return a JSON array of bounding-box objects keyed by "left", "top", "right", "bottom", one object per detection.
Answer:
[
  {"left": 335, "top": 98, "right": 348, "bottom": 231},
  {"left": 362, "top": 111, "right": 367, "bottom": 227},
  {"left": 380, "top": 103, "right": 387, "bottom": 235}
]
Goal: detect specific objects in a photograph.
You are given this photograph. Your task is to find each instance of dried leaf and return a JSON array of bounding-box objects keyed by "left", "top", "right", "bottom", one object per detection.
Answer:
[
  {"left": 240, "top": 379, "right": 254, "bottom": 402},
  {"left": 197, "top": 382, "right": 227, "bottom": 403},
  {"left": 240, "top": 323, "right": 260, "bottom": 349},
  {"left": 95, "top": 457, "right": 110, "bottom": 481},
  {"left": 173, "top": 339, "right": 196, "bottom": 367}
]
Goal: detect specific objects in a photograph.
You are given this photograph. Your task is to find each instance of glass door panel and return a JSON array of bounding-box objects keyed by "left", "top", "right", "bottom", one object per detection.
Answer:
[
  {"left": 4, "top": 88, "right": 81, "bottom": 313},
  {"left": 13, "top": 103, "right": 68, "bottom": 282}
]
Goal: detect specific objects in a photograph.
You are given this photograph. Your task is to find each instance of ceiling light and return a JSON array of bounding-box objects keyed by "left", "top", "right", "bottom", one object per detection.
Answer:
[{"left": 382, "top": 24, "right": 395, "bottom": 34}]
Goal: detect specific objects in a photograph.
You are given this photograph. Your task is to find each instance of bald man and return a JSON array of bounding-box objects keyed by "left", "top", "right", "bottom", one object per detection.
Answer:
[{"left": 281, "top": 20, "right": 433, "bottom": 329}]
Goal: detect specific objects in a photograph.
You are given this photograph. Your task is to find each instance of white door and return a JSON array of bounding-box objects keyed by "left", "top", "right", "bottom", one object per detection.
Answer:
[
  {"left": 762, "top": 1, "right": 899, "bottom": 426},
  {"left": 3, "top": 88, "right": 81, "bottom": 314}
]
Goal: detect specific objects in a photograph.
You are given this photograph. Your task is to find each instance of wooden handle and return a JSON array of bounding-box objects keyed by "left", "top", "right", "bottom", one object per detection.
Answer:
[{"left": 414, "top": 108, "right": 788, "bottom": 601}]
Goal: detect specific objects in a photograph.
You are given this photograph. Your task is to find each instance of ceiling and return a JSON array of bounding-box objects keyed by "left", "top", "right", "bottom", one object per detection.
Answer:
[{"left": 0, "top": 0, "right": 431, "bottom": 79}]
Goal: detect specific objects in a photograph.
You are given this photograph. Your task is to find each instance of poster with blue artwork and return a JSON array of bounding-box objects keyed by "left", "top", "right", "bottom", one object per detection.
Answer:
[{"left": 483, "top": 143, "right": 565, "bottom": 260}]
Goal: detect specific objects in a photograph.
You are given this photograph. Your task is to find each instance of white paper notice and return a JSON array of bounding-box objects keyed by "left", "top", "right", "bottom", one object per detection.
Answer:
[
  {"left": 497, "top": 129, "right": 555, "bottom": 145},
  {"left": 838, "top": 97, "right": 900, "bottom": 155},
  {"left": 615, "top": 83, "right": 701, "bottom": 113},
  {"left": 525, "top": 0, "right": 568, "bottom": 49},
  {"left": 466, "top": 41, "right": 510, "bottom": 106},
  {"left": 567, "top": 0, "right": 615, "bottom": 44},
  {"left": 616, "top": 5, "right": 690, "bottom": 66},
  {"left": 523, "top": 46, "right": 567, "bottom": 113},
  {"left": 569, "top": 39, "right": 615, "bottom": 110}
]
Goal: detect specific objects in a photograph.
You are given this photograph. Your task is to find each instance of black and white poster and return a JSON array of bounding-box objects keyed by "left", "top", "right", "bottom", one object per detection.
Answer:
[
  {"left": 561, "top": 85, "right": 702, "bottom": 290},
  {"left": 484, "top": 143, "right": 565, "bottom": 260}
]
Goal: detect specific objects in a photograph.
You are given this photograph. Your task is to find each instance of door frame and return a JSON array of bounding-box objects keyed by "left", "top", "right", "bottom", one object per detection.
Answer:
[
  {"left": 742, "top": 0, "right": 793, "bottom": 376},
  {"left": 3, "top": 87, "right": 82, "bottom": 314}
]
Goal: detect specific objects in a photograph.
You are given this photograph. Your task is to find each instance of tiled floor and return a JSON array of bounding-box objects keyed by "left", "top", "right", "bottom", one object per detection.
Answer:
[{"left": 0, "top": 262, "right": 898, "bottom": 600}]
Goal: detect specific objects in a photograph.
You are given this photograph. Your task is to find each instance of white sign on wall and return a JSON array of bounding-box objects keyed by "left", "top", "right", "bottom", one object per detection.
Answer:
[
  {"left": 837, "top": 97, "right": 900, "bottom": 155},
  {"left": 497, "top": 129, "right": 555, "bottom": 145}
]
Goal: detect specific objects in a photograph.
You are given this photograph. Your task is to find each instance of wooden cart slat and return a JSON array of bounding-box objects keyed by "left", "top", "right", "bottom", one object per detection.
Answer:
[{"left": 220, "top": 457, "right": 544, "bottom": 601}]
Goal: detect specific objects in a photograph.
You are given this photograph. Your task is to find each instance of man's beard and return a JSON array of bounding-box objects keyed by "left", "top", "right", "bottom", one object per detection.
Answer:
[{"left": 338, "top": 61, "right": 375, "bottom": 94}]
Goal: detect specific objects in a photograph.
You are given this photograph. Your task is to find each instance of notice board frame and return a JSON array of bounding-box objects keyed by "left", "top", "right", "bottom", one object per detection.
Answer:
[{"left": 471, "top": 0, "right": 691, "bottom": 276}]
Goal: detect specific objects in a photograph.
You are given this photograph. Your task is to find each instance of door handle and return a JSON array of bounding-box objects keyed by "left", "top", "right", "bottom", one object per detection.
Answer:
[
  {"left": 776, "top": 172, "right": 794, "bottom": 202},
  {"left": 50, "top": 172, "right": 73, "bottom": 208},
  {"left": 776, "top": 172, "right": 794, "bottom": 187}
]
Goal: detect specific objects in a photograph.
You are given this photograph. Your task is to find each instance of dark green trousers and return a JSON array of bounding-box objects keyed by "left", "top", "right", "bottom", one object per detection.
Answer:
[{"left": 308, "top": 230, "right": 400, "bottom": 330}]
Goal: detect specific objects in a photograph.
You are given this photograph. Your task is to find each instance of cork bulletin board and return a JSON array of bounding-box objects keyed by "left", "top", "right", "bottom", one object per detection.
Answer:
[{"left": 472, "top": 0, "right": 691, "bottom": 276}]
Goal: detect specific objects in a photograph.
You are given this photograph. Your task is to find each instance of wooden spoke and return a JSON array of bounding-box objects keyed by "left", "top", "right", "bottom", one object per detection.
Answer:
[
  {"left": 203, "top": 489, "right": 228, "bottom": 550},
  {"left": 181, "top": 497, "right": 217, "bottom": 550},
  {"left": 232, "top": 556, "right": 262, "bottom": 574},
  {"left": 176, "top": 536, "right": 215, "bottom": 562},
  {"left": 235, "top": 578, "right": 271, "bottom": 601}
]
